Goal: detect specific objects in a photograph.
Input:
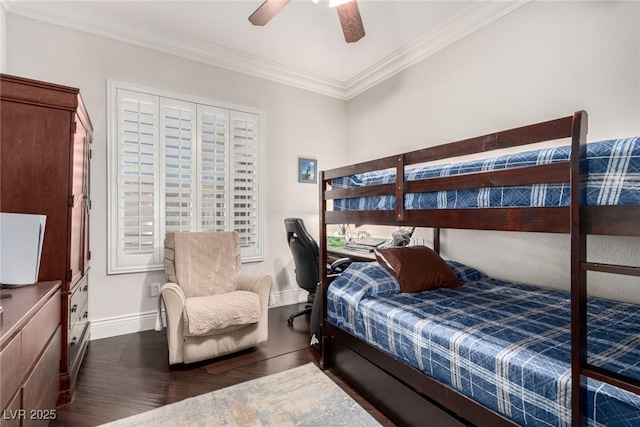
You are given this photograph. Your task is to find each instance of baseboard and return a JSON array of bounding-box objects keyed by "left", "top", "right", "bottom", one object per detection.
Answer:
[
  {"left": 271, "top": 288, "right": 308, "bottom": 307},
  {"left": 90, "top": 310, "right": 159, "bottom": 340},
  {"left": 90, "top": 289, "right": 308, "bottom": 340}
]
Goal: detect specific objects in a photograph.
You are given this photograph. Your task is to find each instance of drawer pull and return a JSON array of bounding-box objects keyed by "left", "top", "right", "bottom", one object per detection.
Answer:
[
  {"left": 83, "top": 285, "right": 88, "bottom": 292},
  {"left": 71, "top": 304, "right": 78, "bottom": 313},
  {"left": 83, "top": 312, "right": 88, "bottom": 319},
  {"left": 70, "top": 337, "right": 77, "bottom": 346}
]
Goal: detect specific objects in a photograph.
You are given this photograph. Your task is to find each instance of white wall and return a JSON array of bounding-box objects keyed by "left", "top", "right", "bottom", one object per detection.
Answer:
[
  {"left": 6, "top": 14, "right": 348, "bottom": 338},
  {"left": 347, "top": 1, "right": 640, "bottom": 303},
  {"left": 0, "top": 5, "right": 6, "bottom": 73}
]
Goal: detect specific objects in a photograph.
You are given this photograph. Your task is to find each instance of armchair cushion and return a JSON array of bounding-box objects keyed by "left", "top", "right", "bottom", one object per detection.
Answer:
[
  {"left": 173, "top": 231, "right": 241, "bottom": 298},
  {"left": 183, "top": 290, "right": 261, "bottom": 336}
]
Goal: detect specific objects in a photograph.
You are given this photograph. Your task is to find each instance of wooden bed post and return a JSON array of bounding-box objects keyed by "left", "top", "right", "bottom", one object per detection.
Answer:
[
  {"left": 570, "top": 110, "right": 588, "bottom": 427},
  {"left": 433, "top": 228, "right": 440, "bottom": 254},
  {"left": 319, "top": 170, "right": 331, "bottom": 369},
  {"left": 396, "top": 154, "right": 406, "bottom": 222}
]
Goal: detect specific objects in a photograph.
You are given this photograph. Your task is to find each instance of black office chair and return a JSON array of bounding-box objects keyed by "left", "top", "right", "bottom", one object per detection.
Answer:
[{"left": 284, "top": 218, "right": 350, "bottom": 326}]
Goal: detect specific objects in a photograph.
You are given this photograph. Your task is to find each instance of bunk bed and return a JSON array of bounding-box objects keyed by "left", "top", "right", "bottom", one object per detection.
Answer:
[{"left": 318, "top": 111, "right": 640, "bottom": 427}]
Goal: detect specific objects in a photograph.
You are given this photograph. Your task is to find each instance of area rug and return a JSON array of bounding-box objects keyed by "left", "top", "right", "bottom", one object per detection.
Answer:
[{"left": 100, "top": 363, "right": 381, "bottom": 426}]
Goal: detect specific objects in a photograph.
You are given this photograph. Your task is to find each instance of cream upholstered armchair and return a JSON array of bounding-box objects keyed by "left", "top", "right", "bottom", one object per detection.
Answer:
[{"left": 161, "top": 231, "right": 272, "bottom": 365}]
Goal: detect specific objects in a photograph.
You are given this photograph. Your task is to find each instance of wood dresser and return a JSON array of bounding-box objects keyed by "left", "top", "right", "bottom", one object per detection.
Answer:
[
  {"left": 0, "top": 282, "right": 61, "bottom": 426},
  {"left": 0, "top": 75, "right": 92, "bottom": 404}
]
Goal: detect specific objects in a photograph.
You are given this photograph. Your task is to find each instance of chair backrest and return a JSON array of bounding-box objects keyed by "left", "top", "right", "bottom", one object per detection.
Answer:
[
  {"left": 284, "top": 218, "right": 319, "bottom": 293},
  {"left": 164, "top": 231, "right": 240, "bottom": 298}
]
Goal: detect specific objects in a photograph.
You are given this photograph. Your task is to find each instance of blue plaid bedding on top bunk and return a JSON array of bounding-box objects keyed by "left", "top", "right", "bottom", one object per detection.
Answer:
[
  {"left": 331, "top": 137, "right": 640, "bottom": 211},
  {"left": 327, "top": 262, "right": 640, "bottom": 426}
]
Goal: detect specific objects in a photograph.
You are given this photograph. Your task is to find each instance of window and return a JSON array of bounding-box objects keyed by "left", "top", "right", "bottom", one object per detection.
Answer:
[{"left": 108, "top": 81, "right": 263, "bottom": 274}]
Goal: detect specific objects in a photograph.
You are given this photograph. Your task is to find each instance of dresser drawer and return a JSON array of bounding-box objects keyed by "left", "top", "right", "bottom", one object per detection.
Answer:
[
  {"left": 69, "top": 297, "right": 88, "bottom": 336},
  {"left": 0, "top": 390, "right": 21, "bottom": 427},
  {"left": 23, "top": 327, "right": 60, "bottom": 427},
  {"left": 22, "top": 292, "right": 60, "bottom": 376},
  {"left": 69, "top": 275, "right": 88, "bottom": 332},
  {"left": 68, "top": 317, "right": 87, "bottom": 348},
  {"left": 69, "top": 297, "right": 88, "bottom": 346},
  {"left": 0, "top": 332, "right": 22, "bottom": 411},
  {"left": 78, "top": 300, "right": 89, "bottom": 331}
]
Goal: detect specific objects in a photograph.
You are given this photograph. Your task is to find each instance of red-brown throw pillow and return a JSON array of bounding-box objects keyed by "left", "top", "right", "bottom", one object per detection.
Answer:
[{"left": 374, "top": 246, "right": 461, "bottom": 293}]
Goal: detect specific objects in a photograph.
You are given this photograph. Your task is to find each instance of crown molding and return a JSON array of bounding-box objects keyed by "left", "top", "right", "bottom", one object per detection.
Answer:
[
  {"left": 8, "top": 1, "right": 528, "bottom": 101},
  {"left": 1, "top": 0, "right": 14, "bottom": 12}
]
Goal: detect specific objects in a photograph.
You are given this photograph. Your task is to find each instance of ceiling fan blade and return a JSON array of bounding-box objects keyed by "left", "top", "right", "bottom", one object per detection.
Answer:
[
  {"left": 249, "top": 0, "right": 291, "bottom": 26},
  {"left": 336, "top": 0, "right": 365, "bottom": 43}
]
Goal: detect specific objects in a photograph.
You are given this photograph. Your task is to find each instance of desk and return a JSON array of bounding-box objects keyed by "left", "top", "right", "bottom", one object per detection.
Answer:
[{"left": 327, "top": 246, "right": 376, "bottom": 263}]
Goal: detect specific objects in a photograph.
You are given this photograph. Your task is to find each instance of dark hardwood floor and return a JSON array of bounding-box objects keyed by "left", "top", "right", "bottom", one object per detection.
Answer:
[{"left": 52, "top": 303, "right": 396, "bottom": 426}]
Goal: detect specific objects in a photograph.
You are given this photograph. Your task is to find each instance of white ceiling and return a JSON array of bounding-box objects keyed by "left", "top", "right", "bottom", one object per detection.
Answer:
[{"left": 5, "top": 0, "right": 528, "bottom": 99}]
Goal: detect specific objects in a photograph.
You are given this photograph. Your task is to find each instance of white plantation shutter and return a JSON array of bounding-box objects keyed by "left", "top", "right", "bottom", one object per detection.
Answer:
[
  {"left": 112, "top": 89, "right": 161, "bottom": 272},
  {"left": 108, "top": 82, "right": 263, "bottom": 273},
  {"left": 231, "top": 111, "right": 261, "bottom": 260},
  {"left": 160, "top": 99, "right": 197, "bottom": 232},
  {"left": 198, "top": 105, "right": 229, "bottom": 231}
]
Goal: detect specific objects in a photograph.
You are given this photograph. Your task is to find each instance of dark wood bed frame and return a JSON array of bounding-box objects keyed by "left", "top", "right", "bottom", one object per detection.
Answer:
[{"left": 318, "top": 111, "right": 640, "bottom": 426}]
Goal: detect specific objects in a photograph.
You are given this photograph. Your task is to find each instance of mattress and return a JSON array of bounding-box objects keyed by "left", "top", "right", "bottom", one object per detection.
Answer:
[
  {"left": 332, "top": 137, "right": 640, "bottom": 211},
  {"left": 327, "top": 262, "right": 640, "bottom": 426}
]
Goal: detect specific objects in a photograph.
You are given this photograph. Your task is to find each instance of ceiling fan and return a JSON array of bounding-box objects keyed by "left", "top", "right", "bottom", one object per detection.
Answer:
[{"left": 249, "top": 0, "right": 365, "bottom": 44}]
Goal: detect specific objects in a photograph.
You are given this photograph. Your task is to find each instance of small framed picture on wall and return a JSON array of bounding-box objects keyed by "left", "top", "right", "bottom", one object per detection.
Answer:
[{"left": 298, "top": 157, "right": 317, "bottom": 184}]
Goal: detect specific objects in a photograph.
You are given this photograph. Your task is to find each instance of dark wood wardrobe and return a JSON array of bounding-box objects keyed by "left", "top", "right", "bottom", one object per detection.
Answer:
[{"left": 1, "top": 74, "right": 92, "bottom": 404}]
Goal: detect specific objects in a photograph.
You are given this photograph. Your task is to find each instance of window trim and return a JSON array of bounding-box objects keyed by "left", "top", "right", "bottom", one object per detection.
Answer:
[{"left": 107, "top": 80, "right": 265, "bottom": 275}]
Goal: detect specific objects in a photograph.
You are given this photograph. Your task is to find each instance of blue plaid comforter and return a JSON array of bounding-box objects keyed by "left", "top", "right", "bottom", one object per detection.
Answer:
[
  {"left": 332, "top": 137, "right": 640, "bottom": 210},
  {"left": 327, "top": 262, "right": 640, "bottom": 426}
]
